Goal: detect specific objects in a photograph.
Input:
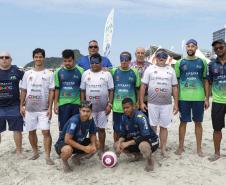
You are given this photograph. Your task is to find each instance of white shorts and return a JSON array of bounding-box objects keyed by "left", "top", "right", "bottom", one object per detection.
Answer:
[
  {"left": 148, "top": 103, "right": 173, "bottom": 128},
  {"left": 24, "top": 111, "right": 50, "bottom": 131},
  {"left": 92, "top": 111, "right": 108, "bottom": 129}
]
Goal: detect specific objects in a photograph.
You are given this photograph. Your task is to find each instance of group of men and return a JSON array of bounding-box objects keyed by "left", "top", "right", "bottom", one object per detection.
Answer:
[{"left": 0, "top": 38, "right": 225, "bottom": 172}]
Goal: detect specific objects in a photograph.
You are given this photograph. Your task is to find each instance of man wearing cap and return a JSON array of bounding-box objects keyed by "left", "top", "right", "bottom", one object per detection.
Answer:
[
  {"left": 0, "top": 51, "right": 24, "bottom": 157},
  {"left": 77, "top": 40, "right": 113, "bottom": 71},
  {"left": 207, "top": 39, "right": 226, "bottom": 161},
  {"left": 140, "top": 49, "right": 178, "bottom": 157},
  {"left": 175, "top": 39, "right": 209, "bottom": 157},
  {"left": 80, "top": 53, "right": 114, "bottom": 158},
  {"left": 131, "top": 47, "right": 151, "bottom": 117}
]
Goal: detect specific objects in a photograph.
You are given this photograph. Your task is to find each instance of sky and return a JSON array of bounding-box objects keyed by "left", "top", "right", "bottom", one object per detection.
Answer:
[{"left": 0, "top": 0, "right": 225, "bottom": 67}]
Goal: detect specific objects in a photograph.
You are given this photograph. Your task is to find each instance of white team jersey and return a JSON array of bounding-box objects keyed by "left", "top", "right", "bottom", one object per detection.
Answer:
[
  {"left": 142, "top": 65, "right": 178, "bottom": 105},
  {"left": 20, "top": 69, "right": 54, "bottom": 112},
  {"left": 80, "top": 70, "right": 114, "bottom": 112}
]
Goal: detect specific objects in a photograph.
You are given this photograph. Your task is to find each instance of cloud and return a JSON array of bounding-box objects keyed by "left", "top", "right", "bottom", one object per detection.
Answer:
[{"left": 0, "top": 0, "right": 226, "bottom": 16}]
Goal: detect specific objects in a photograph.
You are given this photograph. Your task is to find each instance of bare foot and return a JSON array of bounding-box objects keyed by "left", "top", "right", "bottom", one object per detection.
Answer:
[
  {"left": 62, "top": 160, "right": 72, "bottom": 173},
  {"left": 197, "top": 150, "right": 205, "bottom": 157},
  {"left": 98, "top": 150, "right": 104, "bottom": 160},
  {"left": 161, "top": 151, "right": 169, "bottom": 158},
  {"left": 46, "top": 158, "right": 55, "bottom": 165},
  {"left": 175, "top": 148, "right": 185, "bottom": 155},
  {"left": 129, "top": 153, "right": 142, "bottom": 162},
  {"left": 145, "top": 157, "right": 154, "bottom": 172},
  {"left": 16, "top": 152, "right": 27, "bottom": 159},
  {"left": 72, "top": 157, "right": 81, "bottom": 166},
  {"left": 29, "top": 153, "right": 40, "bottom": 160},
  {"left": 208, "top": 154, "right": 220, "bottom": 162}
]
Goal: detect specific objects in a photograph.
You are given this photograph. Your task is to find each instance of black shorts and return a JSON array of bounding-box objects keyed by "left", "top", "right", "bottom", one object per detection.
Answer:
[
  {"left": 55, "top": 138, "right": 90, "bottom": 155},
  {"left": 125, "top": 139, "right": 159, "bottom": 153},
  {"left": 211, "top": 102, "right": 226, "bottom": 131}
]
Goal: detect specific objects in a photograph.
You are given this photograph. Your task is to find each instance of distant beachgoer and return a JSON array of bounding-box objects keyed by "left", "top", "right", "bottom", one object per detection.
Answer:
[
  {"left": 77, "top": 40, "right": 112, "bottom": 71},
  {"left": 0, "top": 51, "right": 24, "bottom": 158},
  {"left": 207, "top": 39, "right": 226, "bottom": 161},
  {"left": 20, "top": 48, "right": 55, "bottom": 165},
  {"left": 174, "top": 39, "right": 209, "bottom": 157}
]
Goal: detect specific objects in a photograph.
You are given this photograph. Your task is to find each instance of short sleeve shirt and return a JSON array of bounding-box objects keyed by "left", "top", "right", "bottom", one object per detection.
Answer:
[
  {"left": 120, "top": 110, "right": 158, "bottom": 142},
  {"left": 80, "top": 70, "right": 114, "bottom": 112},
  {"left": 54, "top": 65, "right": 84, "bottom": 106},
  {"left": 142, "top": 64, "right": 178, "bottom": 105},
  {"left": 207, "top": 58, "right": 226, "bottom": 104},
  {"left": 0, "top": 65, "right": 24, "bottom": 107},
  {"left": 57, "top": 114, "right": 97, "bottom": 143},
  {"left": 111, "top": 67, "right": 141, "bottom": 113},
  {"left": 20, "top": 69, "right": 55, "bottom": 112},
  {"left": 174, "top": 57, "right": 207, "bottom": 101}
]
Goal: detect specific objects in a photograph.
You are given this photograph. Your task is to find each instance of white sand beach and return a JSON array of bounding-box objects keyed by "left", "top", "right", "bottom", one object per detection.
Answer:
[{"left": 0, "top": 104, "right": 226, "bottom": 185}]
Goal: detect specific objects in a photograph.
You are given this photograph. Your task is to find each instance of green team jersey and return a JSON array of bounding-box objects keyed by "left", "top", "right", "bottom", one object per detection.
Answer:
[
  {"left": 54, "top": 65, "right": 84, "bottom": 106},
  {"left": 111, "top": 67, "right": 141, "bottom": 113},
  {"left": 175, "top": 57, "right": 207, "bottom": 101}
]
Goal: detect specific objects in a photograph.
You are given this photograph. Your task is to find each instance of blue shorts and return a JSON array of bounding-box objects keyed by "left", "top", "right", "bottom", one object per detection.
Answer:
[
  {"left": 113, "top": 112, "right": 124, "bottom": 133},
  {"left": 0, "top": 105, "right": 23, "bottom": 132},
  {"left": 179, "top": 101, "right": 204, "bottom": 123},
  {"left": 58, "top": 104, "right": 80, "bottom": 131}
]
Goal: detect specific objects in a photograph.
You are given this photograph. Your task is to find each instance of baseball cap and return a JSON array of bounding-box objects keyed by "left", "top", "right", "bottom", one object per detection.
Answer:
[
  {"left": 212, "top": 39, "right": 226, "bottom": 46},
  {"left": 186, "top": 39, "right": 198, "bottom": 46}
]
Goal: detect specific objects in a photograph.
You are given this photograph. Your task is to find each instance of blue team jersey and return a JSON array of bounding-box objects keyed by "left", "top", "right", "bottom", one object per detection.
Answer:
[
  {"left": 77, "top": 55, "right": 112, "bottom": 71},
  {"left": 57, "top": 114, "right": 97, "bottom": 143},
  {"left": 207, "top": 58, "right": 226, "bottom": 104},
  {"left": 120, "top": 110, "right": 158, "bottom": 143},
  {"left": 54, "top": 66, "right": 84, "bottom": 106},
  {"left": 0, "top": 65, "right": 24, "bottom": 107}
]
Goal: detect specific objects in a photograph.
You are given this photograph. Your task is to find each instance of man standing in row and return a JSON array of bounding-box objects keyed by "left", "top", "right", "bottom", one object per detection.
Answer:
[
  {"left": 140, "top": 49, "right": 178, "bottom": 157},
  {"left": 77, "top": 40, "right": 112, "bottom": 71},
  {"left": 80, "top": 53, "right": 114, "bottom": 158},
  {"left": 131, "top": 47, "right": 150, "bottom": 117},
  {"left": 20, "top": 48, "right": 55, "bottom": 165},
  {"left": 111, "top": 52, "right": 141, "bottom": 142},
  {"left": 175, "top": 39, "right": 209, "bottom": 157},
  {"left": 54, "top": 49, "right": 84, "bottom": 132},
  {"left": 207, "top": 39, "right": 226, "bottom": 161},
  {"left": 0, "top": 52, "right": 24, "bottom": 157}
]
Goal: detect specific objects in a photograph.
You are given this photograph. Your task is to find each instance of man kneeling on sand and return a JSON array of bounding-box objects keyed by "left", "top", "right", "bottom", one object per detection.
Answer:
[
  {"left": 115, "top": 98, "right": 159, "bottom": 171},
  {"left": 55, "top": 101, "right": 97, "bottom": 172}
]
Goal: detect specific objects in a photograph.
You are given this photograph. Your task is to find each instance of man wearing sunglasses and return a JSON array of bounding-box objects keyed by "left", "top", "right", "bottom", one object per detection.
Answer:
[
  {"left": 207, "top": 39, "right": 226, "bottom": 161},
  {"left": 111, "top": 51, "right": 141, "bottom": 142},
  {"left": 140, "top": 49, "right": 178, "bottom": 157},
  {"left": 0, "top": 52, "right": 24, "bottom": 158},
  {"left": 175, "top": 39, "right": 209, "bottom": 157},
  {"left": 80, "top": 53, "right": 114, "bottom": 158},
  {"left": 77, "top": 40, "right": 112, "bottom": 71}
]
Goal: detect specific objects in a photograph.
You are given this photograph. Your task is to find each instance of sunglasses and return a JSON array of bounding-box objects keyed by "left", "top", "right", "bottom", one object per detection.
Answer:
[
  {"left": 214, "top": 46, "right": 224, "bottom": 51},
  {"left": 89, "top": 45, "right": 98, "bottom": 49},
  {"left": 90, "top": 58, "right": 101, "bottom": 64},
  {"left": 0, "top": 56, "right": 10, "bottom": 59},
  {"left": 120, "top": 55, "right": 130, "bottom": 62},
  {"left": 156, "top": 52, "right": 168, "bottom": 59}
]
